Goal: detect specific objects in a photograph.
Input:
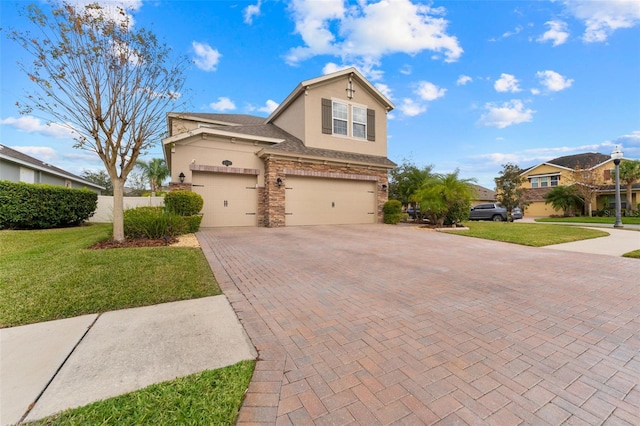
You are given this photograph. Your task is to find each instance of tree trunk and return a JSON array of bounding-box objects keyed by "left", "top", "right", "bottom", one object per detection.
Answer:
[
  {"left": 112, "top": 178, "right": 126, "bottom": 242},
  {"left": 626, "top": 183, "right": 633, "bottom": 213}
]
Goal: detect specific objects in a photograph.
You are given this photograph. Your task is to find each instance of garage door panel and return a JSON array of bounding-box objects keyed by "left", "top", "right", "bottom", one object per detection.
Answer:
[
  {"left": 192, "top": 172, "right": 257, "bottom": 227},
  {"left": 285, "top": 177, "right": 376, "bottom": 226}
]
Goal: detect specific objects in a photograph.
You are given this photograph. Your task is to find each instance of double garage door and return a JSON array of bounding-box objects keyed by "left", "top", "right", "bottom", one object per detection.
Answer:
[
  {"left": 192, "top": 172, "right": 376, "bottom": 227},
  {"left": 285, "top": 177, "right": 376, "bottom": 226}
]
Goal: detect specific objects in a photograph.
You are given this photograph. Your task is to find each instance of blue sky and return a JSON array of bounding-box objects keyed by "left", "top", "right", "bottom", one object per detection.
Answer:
[{"left": 1, "top": 0, "right": 639, "bottom": 189}]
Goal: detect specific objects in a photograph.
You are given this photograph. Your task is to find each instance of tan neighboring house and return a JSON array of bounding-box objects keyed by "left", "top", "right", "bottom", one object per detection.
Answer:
[
  {"left": 519, "top": 152, "right": 639, "bottom": 216},
  {"left": 0, "top": 144, "right": 103, "bottom": 193},
  {"left": 163, "top": 67, "right": 396, "bottom": 227},
  {"left": 471, "top": 184, "right": 496, "bottom": 205}
]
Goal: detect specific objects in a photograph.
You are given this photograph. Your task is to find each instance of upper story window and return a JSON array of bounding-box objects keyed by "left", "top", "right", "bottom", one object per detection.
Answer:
[
  {"left": 332, "top": 102, "right": 348, "bottom": 136},
  {"left": 322, "top": 98, "right": 375, "bottom": 141},
  {"left": 530, "top": 175, "right": 559, "bottom": 188}
]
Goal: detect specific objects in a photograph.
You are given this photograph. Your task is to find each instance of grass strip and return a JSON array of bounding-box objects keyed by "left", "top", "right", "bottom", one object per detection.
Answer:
[
  {"left": 536, "top": 216, "right": 640, "bottom": 225},
  {"left": 25, "top": 360, "right": 255, "bottom": 426},
  {"left": 0, "top": 224, "right": 221, "bottom": 327},
  {"left": 444, "top": 222, "right": 609, "bottom": 247},
  {"left": 623, "top": 249, "right": 640, "bottom": 259}
]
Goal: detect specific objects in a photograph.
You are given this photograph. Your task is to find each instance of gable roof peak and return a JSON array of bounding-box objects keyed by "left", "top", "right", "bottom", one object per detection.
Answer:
[{"left": 547, "top": 152, "right": 610, "bottom": 169}]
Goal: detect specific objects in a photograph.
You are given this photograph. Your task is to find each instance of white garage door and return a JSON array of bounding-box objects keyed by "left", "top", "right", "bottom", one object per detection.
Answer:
[
  {"left": 285, "top": 177, "right": 376, "bottom": 226},
  {"left": 192, "top": 172, "right": 258, "bottom": 227}
]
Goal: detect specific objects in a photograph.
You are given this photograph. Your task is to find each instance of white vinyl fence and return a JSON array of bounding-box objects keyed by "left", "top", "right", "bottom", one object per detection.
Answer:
[{"left": 88, "top": 196, "right": 164, "bottom": 223}]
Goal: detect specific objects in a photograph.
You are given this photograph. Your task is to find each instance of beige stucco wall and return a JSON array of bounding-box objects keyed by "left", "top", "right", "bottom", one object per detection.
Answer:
[
  {"left": 170, "top": 134, "right": 266, "bottom": 186},
  {"left": 524, "top": 201, "right": 564, "bottom": 217},
  {"left": 272, "top": 94, "right": 305, "bottom": 141},
  {"left": 300, "top": 78, "right": 388, "bottom": 157}
]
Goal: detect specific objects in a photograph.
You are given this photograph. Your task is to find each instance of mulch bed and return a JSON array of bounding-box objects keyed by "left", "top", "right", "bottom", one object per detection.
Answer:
[{"left": 88, "top": 237, "right": 178, "bottom": 250}]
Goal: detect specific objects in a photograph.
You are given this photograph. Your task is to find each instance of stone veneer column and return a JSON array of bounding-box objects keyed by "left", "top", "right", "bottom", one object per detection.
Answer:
[{"left": 263, "top": 158, "right": 286, "bottom": 227}]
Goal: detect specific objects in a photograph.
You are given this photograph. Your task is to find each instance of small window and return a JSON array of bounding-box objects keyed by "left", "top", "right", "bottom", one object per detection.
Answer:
[
  {"left": 352, "top": 106, "right": 366, "bottom": 139},
  {"left": 531, "top": 177, "right": 538, "bottom": 188},
  {"left": 332, "top": 102, "right": 348, "bottom": 136},
  {"left": 550, "top": 176, "right": 559, "bottom": 186}
]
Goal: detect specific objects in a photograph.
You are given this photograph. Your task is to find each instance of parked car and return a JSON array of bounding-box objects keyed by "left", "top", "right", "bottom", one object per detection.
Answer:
[
  {"left": 511, "top": 207, "right": 523, "bottom": 220},
  {"left": 406, "top": 206, "right": 421, "bottom": 219},
  {"left": 469, "top": 203, "right": 507, "bottom": 221}
]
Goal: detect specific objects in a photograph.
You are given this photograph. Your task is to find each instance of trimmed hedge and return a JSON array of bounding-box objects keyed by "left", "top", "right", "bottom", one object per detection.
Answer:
[
  {"left": 164, "top": 190, "right": 203, "bottom": 216},
  {"left": 383, "top": 199, "right": 403, "bottom": 224},
  {"left": 0, "top": 181, "right": 97, "bottom": 229},
  {"left": 124, "top": 207, "right": 187, "bottom": 239}
]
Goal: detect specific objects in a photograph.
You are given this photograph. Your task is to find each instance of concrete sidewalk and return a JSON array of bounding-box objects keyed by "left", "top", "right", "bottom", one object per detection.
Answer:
[{"left": 0, "top": 296, "right": 257, "bottom": 426}]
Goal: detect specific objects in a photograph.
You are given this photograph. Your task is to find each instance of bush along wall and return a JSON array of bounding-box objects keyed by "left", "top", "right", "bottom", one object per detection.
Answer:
[
  {"left": 383, "top": 199, "right": 403, "bottom": 224},
  {"left": 164, "top": 190, "right": 204, "bottom": 233},
  {"left": 0, "top": 181, "right": 98, "bottom": 229}
]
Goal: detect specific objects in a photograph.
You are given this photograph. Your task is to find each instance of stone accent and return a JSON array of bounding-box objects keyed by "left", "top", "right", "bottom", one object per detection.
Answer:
[
  {"left": 169, "top": 182, "right": 192, "bottom": 191},
  {"left": 263, "top": 157, "right": 388, "bottom": 227}
]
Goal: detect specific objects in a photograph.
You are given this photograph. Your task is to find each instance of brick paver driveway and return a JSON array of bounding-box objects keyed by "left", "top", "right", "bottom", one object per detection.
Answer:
[{"left": 198, "top": 224, "right": 639, "bottom": 425}]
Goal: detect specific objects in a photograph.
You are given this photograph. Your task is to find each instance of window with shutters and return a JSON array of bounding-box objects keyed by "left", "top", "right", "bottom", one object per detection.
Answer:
[{"left": 323, "top": 98, "right": 375, "bottom": 141}]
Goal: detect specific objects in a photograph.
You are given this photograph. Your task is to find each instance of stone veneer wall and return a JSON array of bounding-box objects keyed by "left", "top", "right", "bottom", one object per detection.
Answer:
[{"left": 263, "top": 157, "right": 389, "bottom": 228}]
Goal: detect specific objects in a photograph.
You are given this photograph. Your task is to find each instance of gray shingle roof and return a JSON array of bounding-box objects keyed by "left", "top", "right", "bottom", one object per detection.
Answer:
[
  {"left": 0, "top": 144, "right": 103, "bottom": 189},
  {"left": 547, "top": 153, "right": 610, "bottom": 169}
]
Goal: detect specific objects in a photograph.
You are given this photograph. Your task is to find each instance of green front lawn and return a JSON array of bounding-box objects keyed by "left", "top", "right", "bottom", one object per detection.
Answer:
[
  {"left": 26, "top": 360, "right": 255, "bottom": 426},
  {"left": 536, "top": 216, "right": 640, "bottom": 225},
  {"left": 446, "top": 222, "right": 609, "bottom": 247},
  {"left": 0, "top": 224, "right": 221, "bottom": 328}
]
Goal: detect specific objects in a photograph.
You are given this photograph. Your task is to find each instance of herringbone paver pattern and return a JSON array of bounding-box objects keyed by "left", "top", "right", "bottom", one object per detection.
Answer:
[{"left": 198, "top": 225, "right": 639, "bottom": 425}]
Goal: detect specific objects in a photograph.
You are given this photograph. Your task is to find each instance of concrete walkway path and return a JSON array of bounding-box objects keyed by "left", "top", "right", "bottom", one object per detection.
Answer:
[
  {"left": 199, "top": 224, "right": 639, "bottom": 425},
  {"left": 0, "top": 296, "right": 256, "bottom": 426}
]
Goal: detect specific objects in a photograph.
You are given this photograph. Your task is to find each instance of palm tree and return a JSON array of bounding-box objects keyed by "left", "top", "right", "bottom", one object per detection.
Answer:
[
  {"left": 135, "top": 158, "right": 170, "bottom": 196},
  {"left": 616, "top": 159, "right": 640, "bottom": 213},
  {"left": 544, "top": 185, "right": 583, "bottom": 216},
  {"left": 415, "top": 170, "right": 476, "bottom": 226}
]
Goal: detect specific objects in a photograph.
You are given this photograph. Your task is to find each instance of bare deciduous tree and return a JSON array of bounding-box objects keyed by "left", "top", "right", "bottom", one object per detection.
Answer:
[
  {"left": 570, "top": 162, "right": 604, "bottom": 217},
  {"left": 7, "top": 2, "right": 188, "bottom": 240}
]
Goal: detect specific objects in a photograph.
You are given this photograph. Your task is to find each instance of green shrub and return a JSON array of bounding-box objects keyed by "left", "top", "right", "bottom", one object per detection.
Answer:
[
  {"left": 164, "top": 190, "right": 203, "bottom": 216},
  {"left": 0, "top": 181, "right": 97, "bottom": 229},
  {"left": 383, "top": 199, "right": 403, "bottom": 224},
  {"left": 184, "top": 215, "right": 203, "bottom": 233},
  {"left": 124, "top": 207, "right": 187, "bottom": 239}
]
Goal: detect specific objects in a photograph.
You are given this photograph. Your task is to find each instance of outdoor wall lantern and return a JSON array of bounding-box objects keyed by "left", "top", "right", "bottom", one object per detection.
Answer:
[
  {"left": 276, "top": 177, "right": 283, "bottom": 187},
  {"left": 179, "top": 172, "right": 185, "bottom": 183},
  {"left": 381, "top": 184, "right": 388, "bottom": 191},
  {"left": 611, "top": 145, "right": 623, "bottom": 228}
]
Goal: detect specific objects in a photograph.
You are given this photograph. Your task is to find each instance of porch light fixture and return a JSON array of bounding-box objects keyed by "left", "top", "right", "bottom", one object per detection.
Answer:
[
  {"left": 222, "top": 160, "right": 232, "bottom": 167},
  {"left": 179, "top": 172, "right": 185, "bottom": 183},
  {"left": 611, "top": 145, "right": 623, "bottom": 228},
  {"left": 381, "top": 184, "right": 387, "bottom": 191},
  {"left": 276, "top": 177, "right": 283, "bottom": 187}
]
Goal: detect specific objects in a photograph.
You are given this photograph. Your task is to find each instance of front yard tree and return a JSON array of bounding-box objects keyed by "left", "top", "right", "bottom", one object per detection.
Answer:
[
  {"left": 415, "top": 170, "right": 476, "bottom": 227},
  {"left": 135, "top": 158, "right": 170, "bottom": 196},
  {"left": 570, "top": 162, "right": 603, "bottom": 217},
  {"left": 544, "top": 185, "right": 583, "bottom": 217},
  {"left": 388, "top": 159, "right": 433, "bottom": 218},
  {"left": 8, "top": 2, "right": 188, "bottom": 241},
  {"left": 495, "top": 163, "right": 528, "bottom": 221},
  {"left": 615, "top": 159, "right": 640, "bottom": 214}
]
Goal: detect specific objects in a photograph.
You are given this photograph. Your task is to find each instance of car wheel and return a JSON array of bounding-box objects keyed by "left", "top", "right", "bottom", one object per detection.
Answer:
[{"left": 492, "top": 215, "right": 503, "bottom": 222}]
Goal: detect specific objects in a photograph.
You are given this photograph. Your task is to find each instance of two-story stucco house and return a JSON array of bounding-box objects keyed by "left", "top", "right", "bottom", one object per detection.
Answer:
[
  {"left": 0, "top": 144, "right": 103, "bottom": 193},
  {"left": 519, "top": 152, "right": 639, "bottom": 216},
  {"left": 163, "top": 68, "right": 396, "bottom": 227}
]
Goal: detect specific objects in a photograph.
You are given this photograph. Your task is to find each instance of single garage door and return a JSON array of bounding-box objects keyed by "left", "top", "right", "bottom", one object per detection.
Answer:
[
  {"left": 192, "top": 172, "right": 258, "bottom": 227},
  {"left": 285, "top": 177, "right": 376, "bottom": 226}
]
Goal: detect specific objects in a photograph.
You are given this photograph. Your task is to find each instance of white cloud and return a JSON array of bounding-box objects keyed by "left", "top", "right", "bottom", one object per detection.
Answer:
[
  {"left": 286, "top": 0, "right": 462, "bottom": 66},
  {"left": 399, "top": 65, "right": 412, "bottom": 75},
  {"left": 257, "top": 100, "right": 279, "bottom": 114},
  {"left": 564, "top": 0, "right": 640, "bottom": 42},
  {"left": 399, "top": 98, "right": 426, "bottom": 117},
  {"left": 375, "top": 83, "right": 393, "bottom": 100},
  {"left": 1, "top": 116, "right": 76, "bottom": 139},
  {"left": 71, "top": 0, "right": 142, "bottom": 29},
  {"left": 209, "top": 97, "right": 236, "bottom": 112},
  {"left": 9, "top": 145, "right": 59, "bottom": 163},
  {"left": 415, "top": 81, "right": 446, "bottom": 101},
  {"left": 192, "top": 41, "right": 222, "bottom": 72},
  {"left": 244, "top": 1, "right": 262, "bottom": 24},
  {"left": 536, "top": 70, "right": 574, "bottom": 92},
  {"left": 478, "top": 100, "right": 534, "bottom": 128},
  {"left": 537, "top": 20, "right": 570, "bottom": 46},
  {"left": 322, "top": 62, "right": 352, "bottom": 75},
  {"left": 456, "top": 75, "right": 472, "bottom": 86},
  {"left": 494, "top": 73, "right": 521, "bottom": 93}
]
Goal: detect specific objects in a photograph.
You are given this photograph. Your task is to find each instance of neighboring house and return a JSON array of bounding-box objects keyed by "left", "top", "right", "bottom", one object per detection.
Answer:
[
  {"left": 519, "top": 152, "right": 639, "bottom": 216},
  {"left": 163, "top": 67, "right": 396, "bottom": 227},
  {"left": 471, "top": 184, "right": 496, "bottom": 205},
  {"left": 0, "top": 144, "right": 103, "bottom": 194}
]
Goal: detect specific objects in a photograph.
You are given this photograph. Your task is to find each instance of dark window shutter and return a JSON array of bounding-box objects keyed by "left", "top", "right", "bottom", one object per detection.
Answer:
[
  {"left": 367, "top": 108, "right": 375, "bottom": 141},
  {"left": 322, "top": 98, "right": 332, "bottom": 134},
  {"left": 604, "top": 169, "right": 611, "bottom": 180}
]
